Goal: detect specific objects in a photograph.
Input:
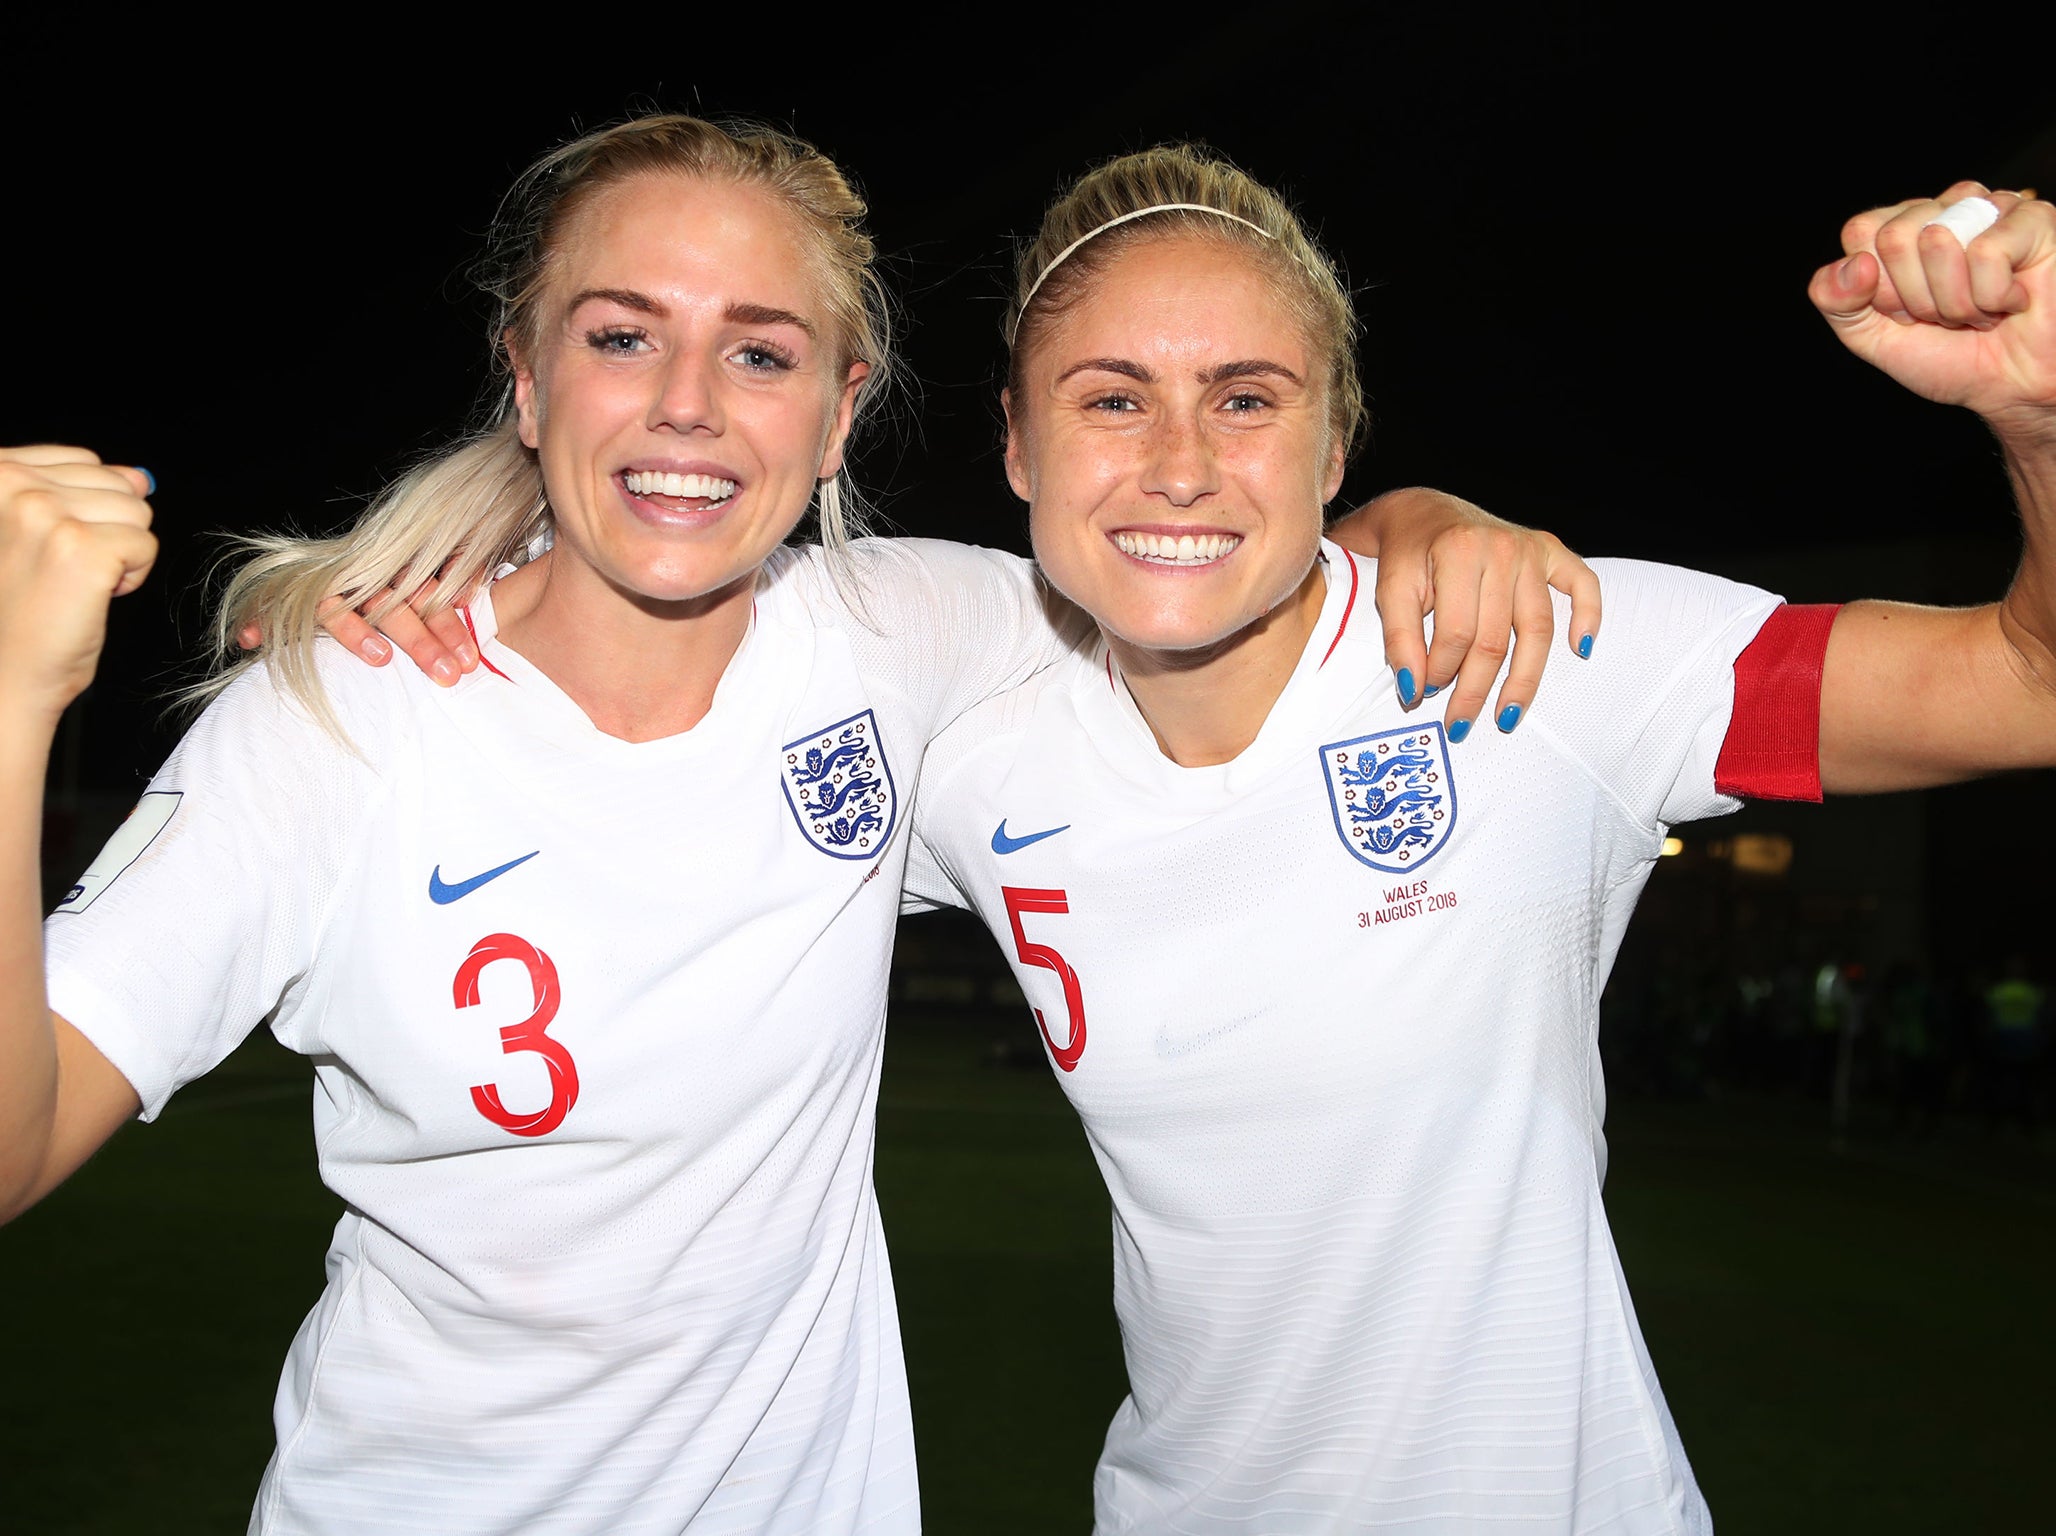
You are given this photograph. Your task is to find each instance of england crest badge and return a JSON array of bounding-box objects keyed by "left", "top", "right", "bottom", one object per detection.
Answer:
[
  {"left": 1318, "top": 724, "right": 1456, "bottom": 873},
  {"left": 781, "top": 709, "right": 898, "bottom": 860}
]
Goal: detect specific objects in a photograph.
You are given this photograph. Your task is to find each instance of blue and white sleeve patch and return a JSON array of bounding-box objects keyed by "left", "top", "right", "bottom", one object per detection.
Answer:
[{"left": 52, "top": 791, "right": 183, "bottom": 914}]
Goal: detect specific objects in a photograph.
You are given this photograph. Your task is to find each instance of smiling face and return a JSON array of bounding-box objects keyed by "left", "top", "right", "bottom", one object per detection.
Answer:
[
  {"left": 1007, "top": 234, "right": 1346, "bottom": 664},
  {"left": 512, "top": 172, "right": 866, "bottom": 610}
]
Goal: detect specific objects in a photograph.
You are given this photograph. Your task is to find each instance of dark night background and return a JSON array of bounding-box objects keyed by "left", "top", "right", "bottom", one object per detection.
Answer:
[
  {"left": 12, "top": 8, "right": 2056, "bottom": 967},
  {"left": 7, "top": 12, "right": 2050, "bottom": 717},
  {"left": 8, "top": 11, "right": 2056, "bottom": 1532}
]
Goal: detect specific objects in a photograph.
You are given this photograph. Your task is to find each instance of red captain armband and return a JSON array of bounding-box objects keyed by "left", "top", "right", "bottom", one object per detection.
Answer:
[{"left": 1713, "top": 603, "right": 1841, "bottom": 803}]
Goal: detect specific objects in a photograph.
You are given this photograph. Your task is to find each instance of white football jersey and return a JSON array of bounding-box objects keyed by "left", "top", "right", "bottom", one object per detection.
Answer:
[
  {"left": 905, "top": 544, "right": 1784, "bottom": 1534},
  {"left": 45, "top": 539, "right": 1067, "bottom": 1536}
]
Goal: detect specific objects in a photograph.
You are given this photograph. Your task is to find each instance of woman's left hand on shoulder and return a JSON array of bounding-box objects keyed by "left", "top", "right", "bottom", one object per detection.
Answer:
[{"left": 1331, "top": 486, "right": 1602, "bottom": 741}]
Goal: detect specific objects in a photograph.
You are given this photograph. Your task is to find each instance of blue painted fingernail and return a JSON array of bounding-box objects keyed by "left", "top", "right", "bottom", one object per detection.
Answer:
[
  {"left": 1497, "top": 703, "right": 1523, "bottom": 732},
  {"left": 1577, "top": 633, "right": 1594, "bottom": 659},
  {"left": 1396, "top": 667, "right": 1417, "bottom": 706},
  {"left": 1447, "top": 718, "right": 1472, "bottom": 743},
  {"left": 137, "top": 466, "right": 156, "bottom": 496},
  {"left": 1423, "top": 683, "right": 1440, "bottom": 698}
]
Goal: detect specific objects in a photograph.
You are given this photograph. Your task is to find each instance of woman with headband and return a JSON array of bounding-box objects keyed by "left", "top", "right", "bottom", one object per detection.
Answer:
[
  {"left": 905, "top": 148, "right": 2056, "bottom": 1531},
  {"left": 0, "top": 115, "right": 1586, "bottom": 1533}
]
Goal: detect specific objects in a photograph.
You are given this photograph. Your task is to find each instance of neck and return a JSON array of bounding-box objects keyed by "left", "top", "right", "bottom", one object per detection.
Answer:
[
  {"left": 489, "top": 551, "right": 756, "bottom": 742},
  {"left": 1111, "top": 560, "right": 1327, "bottom": 767}
]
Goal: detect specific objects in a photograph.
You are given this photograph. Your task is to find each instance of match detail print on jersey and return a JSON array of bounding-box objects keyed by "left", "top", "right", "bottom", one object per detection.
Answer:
[
  {"left": 780, "top": 708, "right": 899, "bottom": 860},
  {"left": 53, "top": 790, "right": 183, "bottom": 915},
  {"left": 1319, "top": 724, "right": 1457, "bottom": 873}
]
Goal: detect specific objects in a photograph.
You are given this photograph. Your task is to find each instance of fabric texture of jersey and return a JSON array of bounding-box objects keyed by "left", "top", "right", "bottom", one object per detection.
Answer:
[
  {"left": 904, "top": 546, "right": 1786, "bottom": 1535},
  {"left": 45, "top": 538, "right": 1066, "bottom": 1536}
]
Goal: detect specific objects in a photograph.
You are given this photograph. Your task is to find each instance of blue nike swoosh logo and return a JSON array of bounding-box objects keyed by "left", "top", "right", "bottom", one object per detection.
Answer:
[
  {"left": 991, "top": 820, "right": 1071, "bottom": 855},
  {"left": 429, "top": 851, "right": 540, "bottom": 904}
]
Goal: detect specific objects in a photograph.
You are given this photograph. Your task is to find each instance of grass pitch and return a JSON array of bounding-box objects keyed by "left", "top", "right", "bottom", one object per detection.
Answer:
[{"left": 3, "top": 1011, "right": 2050, "bottom": 1533}]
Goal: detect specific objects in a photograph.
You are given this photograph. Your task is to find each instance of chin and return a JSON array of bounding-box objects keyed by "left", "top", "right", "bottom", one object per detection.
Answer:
[
  {"left": 591, "top": 554, "right": 752, "bottom": 607},
  {"left": 1101, "top": 605, "right": 1256, "bottom": 657}
]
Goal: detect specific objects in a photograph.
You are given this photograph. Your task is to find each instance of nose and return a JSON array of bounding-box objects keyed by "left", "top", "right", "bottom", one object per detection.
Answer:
[
  {"left": 1138, "top": 412, "right": 1218, "bottom": 507},
  {"left": 648, "top": 349, "right": 725, "bottom": 436}
]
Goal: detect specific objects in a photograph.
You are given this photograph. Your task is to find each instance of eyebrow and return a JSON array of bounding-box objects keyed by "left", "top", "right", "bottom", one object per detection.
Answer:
[
  {"left": 725, "top": 302, "right": 817, "bottom": 339},
  {"left": 567, "top": 287, "right": 666, "bottom": 318},
  {"left": 1199, "top": 359, "right": 1304, "bottom": 387},
  {"left": 1056, "top": 357, "right": 1153, "bottom": 385},
  {"left": 1053, "top": 357, "right": 1305, "bottom": 386},
  {"left": 563, "top": 292, "right": 818, "bottom": 340}
]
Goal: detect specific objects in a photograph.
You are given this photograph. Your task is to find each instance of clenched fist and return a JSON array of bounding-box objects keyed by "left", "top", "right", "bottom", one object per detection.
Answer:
[
  {"left": 0, "top": 446, "right": 157, "bottom": 730},
  {"left": 1810, "top": 185, "right": 2056, "bottom": 432}
]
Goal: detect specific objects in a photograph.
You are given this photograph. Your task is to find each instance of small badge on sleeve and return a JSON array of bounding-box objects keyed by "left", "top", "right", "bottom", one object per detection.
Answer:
[
  {"left": 53, "top": 790, "right": 184, "bottom": 914},
  {"left": 780, "top": 709, "right": 898, "bottom": 860},
  {"left": 1319, "top": 726, "right": 1455, "bottom": 873}
]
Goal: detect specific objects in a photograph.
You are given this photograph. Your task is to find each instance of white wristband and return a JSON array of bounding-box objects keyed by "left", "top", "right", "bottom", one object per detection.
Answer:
[{"left": 1926, "top": 196, "right": 2000, "bottom": 247}]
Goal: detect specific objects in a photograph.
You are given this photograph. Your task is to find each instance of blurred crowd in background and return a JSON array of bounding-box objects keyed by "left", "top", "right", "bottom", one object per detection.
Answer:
[{"left": 1603, "top": 946, "right": 2047, "bottom": 1140}]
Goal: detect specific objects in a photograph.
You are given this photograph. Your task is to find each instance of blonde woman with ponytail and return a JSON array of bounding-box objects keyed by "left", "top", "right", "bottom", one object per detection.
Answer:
[
  {"left": 3, "top": 114, "right": 1054, "bottom": 1536},
  {"left": 1, "top": 115, "right": 1596, "bottom": 1535}
]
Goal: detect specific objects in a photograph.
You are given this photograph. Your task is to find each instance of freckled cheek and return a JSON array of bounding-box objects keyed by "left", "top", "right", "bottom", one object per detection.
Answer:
[
  {"left": 1051, "top": 440, "right": 1143, "bottom": 513},
  {"left": 1230, "top": 448, "right": 1328, "bottom": 526}
]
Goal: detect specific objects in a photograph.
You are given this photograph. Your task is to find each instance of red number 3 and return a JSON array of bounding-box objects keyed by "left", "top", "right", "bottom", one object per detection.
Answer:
[
  {"left": 453, "top": 933, "right": 580, "bottom": 1137},
  {"left": 1001, "top": 886, "right": 1087, "bottom": 1072}
]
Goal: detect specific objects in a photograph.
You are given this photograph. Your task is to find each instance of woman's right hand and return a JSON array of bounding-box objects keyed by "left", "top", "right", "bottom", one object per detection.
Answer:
[
  {"left": 239, "top": 575, "right": 479, "bottom": 685},
  {"left": 0, "top": 447, "right": 156, "bottom": 729}
]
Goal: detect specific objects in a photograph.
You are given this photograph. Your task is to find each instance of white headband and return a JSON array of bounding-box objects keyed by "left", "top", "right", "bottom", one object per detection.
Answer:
[{"left": 1011, "top": 202, "right": 1278, "bottom": 342}]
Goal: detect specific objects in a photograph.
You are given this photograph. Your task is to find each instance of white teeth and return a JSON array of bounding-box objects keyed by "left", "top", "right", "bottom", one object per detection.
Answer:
[
  {"left": 623, "top": 470, "right": 739, "bottom": 502},
  {"left": 1111, "top": 531, "right": 1242, "bottom": 565}
]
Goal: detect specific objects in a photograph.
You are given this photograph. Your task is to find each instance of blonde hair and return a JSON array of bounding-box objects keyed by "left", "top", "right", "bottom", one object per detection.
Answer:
[
  {"left": 196, "top": 113, "right": 893, "bottom": 733},
  {"left": 1005, "top": 144, "right": 1364, "bottom": 461}
]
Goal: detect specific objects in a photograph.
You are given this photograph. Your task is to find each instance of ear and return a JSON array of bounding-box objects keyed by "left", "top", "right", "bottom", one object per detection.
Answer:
[
  {"left": 1001, "top": 388, "right": 1033, "bottom": 503},
  {"left": 816, "top": 359, "right": 870, "bottom": 481},
  {"left": 1319, "top": 431, "right": 1347, "bottom": 506},
  {"left": 508, "top": 330, "right": 541, "bottom": 451}
]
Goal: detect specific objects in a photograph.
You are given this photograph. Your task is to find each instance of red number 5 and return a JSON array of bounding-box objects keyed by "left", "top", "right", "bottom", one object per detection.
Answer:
[
  {"left": 453, "top": 933, "right": 580, "bottom": 1137},
  {"left": 1001, "top": 886, "right": 1087, "bottom": 1072}
]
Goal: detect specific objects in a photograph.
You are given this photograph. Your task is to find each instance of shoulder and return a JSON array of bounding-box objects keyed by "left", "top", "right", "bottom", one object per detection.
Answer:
[
  {"left": 941, "top": 658, "right": 1077, "bottom": 737},
  {"left": 185, "top": 638, "right": 419, "bottom": 774},
  {"left": 1583, "top": 558, "right": 1782, "bottom": 638},
  {"left": 843, "top": 536, "right": 1033, "bottom": 585},
  {"left": 763, "top": 537, "right": 1037, "bottom": 620},
  {"left": 919, "top": 656, "right": 1087, "bottom": 789}
]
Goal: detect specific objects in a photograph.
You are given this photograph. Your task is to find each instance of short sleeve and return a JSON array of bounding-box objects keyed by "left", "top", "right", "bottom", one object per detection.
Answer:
[
  {"left": 1528, "top": 560, "right": 1785, "bottom": 832},
  {"left": 42, "top": 655, "right": 391, "bottom": 1120},
  {"left": 829, "top": 539, "right": 1091, "bottom": 743}
]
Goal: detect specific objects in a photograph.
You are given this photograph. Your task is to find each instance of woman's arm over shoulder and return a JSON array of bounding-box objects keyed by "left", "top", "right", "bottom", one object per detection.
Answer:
[
  {"left": 1330, "top": 487, "right": 1603, "bottom": 735},
  {"left": 825, "top": 537, "right": 1093, "bottom": 738}
]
